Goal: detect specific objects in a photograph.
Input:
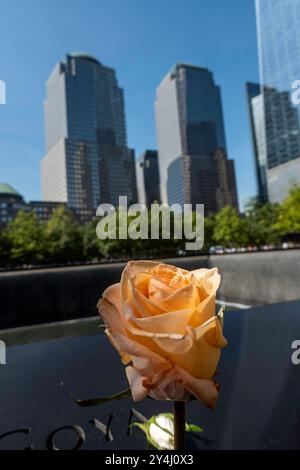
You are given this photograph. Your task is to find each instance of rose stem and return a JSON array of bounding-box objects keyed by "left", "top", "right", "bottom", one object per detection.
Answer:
[{"left": 173, "top": 401, "right": 186, "bottom": 450}]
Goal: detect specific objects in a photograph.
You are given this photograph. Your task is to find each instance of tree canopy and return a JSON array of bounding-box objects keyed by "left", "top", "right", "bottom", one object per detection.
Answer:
[{"left": 0, "top": 186, "right": 299, "bottom": 269}]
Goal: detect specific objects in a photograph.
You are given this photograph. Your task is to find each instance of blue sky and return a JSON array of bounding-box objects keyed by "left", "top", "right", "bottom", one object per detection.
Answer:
[{"left": 0, "top": 0, "right": 259, "bottom": 209}]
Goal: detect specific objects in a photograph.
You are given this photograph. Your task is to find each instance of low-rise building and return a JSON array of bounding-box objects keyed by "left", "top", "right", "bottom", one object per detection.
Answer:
[
  {"left": 0, "top": 183, "right": 27, "bottom": 226},
  {"left": 0, "top": 182, "right": 66, "bottom": 226}
]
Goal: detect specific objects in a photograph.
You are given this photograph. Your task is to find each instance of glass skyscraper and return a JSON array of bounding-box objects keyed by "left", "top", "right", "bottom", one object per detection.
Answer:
[
  {"left": 41, "top": 53, "right": 137, "bottom": 220},
  {"left": 254, "top": 0, "right": 300, "bottom": 202},
  {"left": 246, "top": 81, "right": 300, "bottom": 202},
  {"left": 257, "top": 0, "right": 300, "bottom": 94},
  {"left": 246, "top": 82, "right": 268, "bottom": 203},
  {"left": 136, "top": 150, "right": 161, "bottom": 206},
  {"left": 155, "top": 63, "right": 238, "bottom": 213}
]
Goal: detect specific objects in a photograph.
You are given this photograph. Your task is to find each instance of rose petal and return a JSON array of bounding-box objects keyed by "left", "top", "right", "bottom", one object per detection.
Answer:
[
  {"left": 153, "top": 332, "right": 194, "bottom": 355},
  {"left": 110, "top": 332, "right": 170, "bottom": 377},
  {"left": 128, "top": 277, "right": 168, "bottom": 318},
  {"left": 149, "top": 368, "right": 190, "bottom": 401},
  {"left": 133, "top": 272, "right": 152, "bottom": 297},
  {"left": 153, "top": 308, "right": 227, "bottom": 379},
  {"left": 121, "top": 260, "right": 160, "bottom": 304},
  {"left": 148, "top": 277, "right": 175, "bottom": 303},
  {"left": 102, "top": 283, "right": 122, "bottom": 310},
  {"left": 126, "top": 322, "right": 194, "bottom": 356},
  {"left": 192, "top": 268, "right": 221, "bottom": 295},
  {"left": 188, "top": 293, "right": 216, "bottom": 327},
  {"left": 125, "top": 366, "right": 151, "bottom": 401},
  {"left": 129, "top": 356, "right": 169, "bottom": 376},
  {"left": 174, "top": 366, "right": 219, "bottom": 409},
  {"left": 105, "top": 329, "right": 131, "bottom": 365},
  {"left": 147, "top": 365, "right": 219, "bottom": 407},
  {"left": 97, "top": 283, "right": 126, "bottom": 334},
  {"left": 202, "top": 306, "right": 227, "bottom": 348},
  {"left": 152, "top": 277, "right": 201, "bottom": 311},
  {"left": 152, "top": 263, "right": 190, "bottom": 282},
  {"left": 128, "top": 308, "right": 194, "bottom": 335}
]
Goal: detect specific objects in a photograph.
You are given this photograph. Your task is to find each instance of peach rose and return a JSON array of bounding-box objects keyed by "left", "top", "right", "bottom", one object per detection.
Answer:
[{"left": 97, "top": 261, "right": 227, "bottom": 409}]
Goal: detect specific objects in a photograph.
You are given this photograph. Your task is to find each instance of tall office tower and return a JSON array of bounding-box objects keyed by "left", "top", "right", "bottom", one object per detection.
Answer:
[
  {"left": 155, "top": 63, "right": 238, "bottom": 214},
  {"left": 255, "top": 0, "right": 300, "bottom": 202},
  {"left": 41, "top": 53, "right": 137, "bottom": 221},
  {"left": 246, "top": 82, "right": 268, "bottom": 203},
  {"left": 136, "top": 150, "right": 161, "bottom": 206}
]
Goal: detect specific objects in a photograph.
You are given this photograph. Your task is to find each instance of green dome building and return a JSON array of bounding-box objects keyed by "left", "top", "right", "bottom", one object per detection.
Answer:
[
  {"left": 0, "top": 183, "right": 26, "bottom": 225},
  {"left": 0, "top": 183, "right": 24, "bottom": 200},
  {"left": 0, "top": 182, "right": 66, "bottom": 226}
]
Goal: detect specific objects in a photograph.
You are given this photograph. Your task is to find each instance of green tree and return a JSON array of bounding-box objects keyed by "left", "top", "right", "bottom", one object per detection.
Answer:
[
  {"left": 96, "top": 210, "right": 140, "bottom": 259},
  {"left": 7, "top": 210, "right": 46, "bottom": 265},
  {"left": 245, "top": 200, "right": 280, "bottom": 246},
  {"left": 45, "top": 207, "right": 84, "bottom": 263},
  {"left": 94, "top": 207, "right": 183, "bottom": 259},
  {"left": 82, "top": 219, "right": 105, "bottom": 261},
  {"left": 203, "top": 216, "right": 215, "bottom": 252},
  {"left": 0, "top": 227, "right": 12, "bottom": 268},
  {"left": 274, "top": 186, "right": 300, "bottom": 236},
  {"left": 213, "top": 205, "right": 249, "bottom": 247}
]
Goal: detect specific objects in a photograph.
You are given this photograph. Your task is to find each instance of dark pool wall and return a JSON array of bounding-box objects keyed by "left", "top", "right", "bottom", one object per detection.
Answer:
[{"left": 0, "top": 250, "right": 299, "bottom": 329}]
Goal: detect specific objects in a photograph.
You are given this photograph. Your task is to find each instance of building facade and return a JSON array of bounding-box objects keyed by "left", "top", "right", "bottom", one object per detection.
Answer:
[
  {"left": 267, "top": 158, "right": 300, "bottom": 203},
  {"left": 166, "top": 150, "right": 238, "bottom": 212},
  {"left": 246, "top": 82, "right": 268, "bottom": 202},
  {"left": 255, "top": 0, "right": 300, "bottom": 202},
  {"left": 155, "top": 63, "right": 238, "bottom": 214},
  {"left": 136, "top": 150, "right": 161, "bottom": 206},
  {"left": 41, "top": 53, "right": 137, "bottom": 221},
  {"left": 29, "top": 201, "right": 67, "bottom": 222},
  {"left": 0, "top": 182, "right": 64, "bottom": 226},
  {"left": 0, "top": 183, "right": 27, "bottom": 226}
]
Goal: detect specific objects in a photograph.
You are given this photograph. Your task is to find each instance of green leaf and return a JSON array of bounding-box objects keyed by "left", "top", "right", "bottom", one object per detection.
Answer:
[
  {"left": 71, "top": 387, "right": 131, "bottom": 407},
  {"left": 130, "top": 422, "right": 148, "bottom": 434},
  {"left": 185, "top": 423, "right": 204, "bottom": 433}
]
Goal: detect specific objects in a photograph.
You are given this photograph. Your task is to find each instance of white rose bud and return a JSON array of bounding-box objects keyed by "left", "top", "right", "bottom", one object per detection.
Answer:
[{"left": 148, "top": 414, "right": 174, "bottom": 450}]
